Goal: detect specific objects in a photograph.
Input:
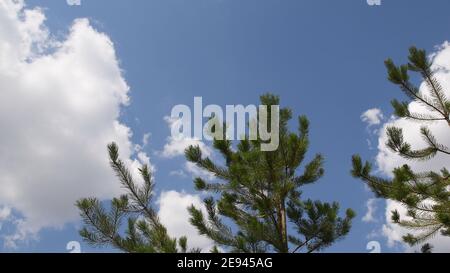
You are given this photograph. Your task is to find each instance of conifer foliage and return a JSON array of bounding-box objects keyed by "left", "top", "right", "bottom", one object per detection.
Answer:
[
  {"left": 420, "top": 243, "right": 434, "bottom": 253},
  {"left": 352, "top": 47, "right": 450, "bottom": 246},
  {"left": 76, "top": 143, "right": 198, "bottom": 253},
  {"left": 186, "top": 94, "right": 355, "bottom": 253}
]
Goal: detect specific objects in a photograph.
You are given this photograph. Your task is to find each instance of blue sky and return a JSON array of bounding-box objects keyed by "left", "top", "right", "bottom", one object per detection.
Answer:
[{"left": 1, "top": 0, "right": 450, "bottom": 252}]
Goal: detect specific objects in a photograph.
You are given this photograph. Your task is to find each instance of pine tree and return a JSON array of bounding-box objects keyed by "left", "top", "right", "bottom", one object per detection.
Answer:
[
  {"left": 420, "top": 243, "right": 433, "bottom": 253},
  {"left": 352, "top": 47, "right": 450, "bottom": 246},
  {"left": 76, "top": 143, "right": 199, "bottom": 253},
  {"left": 185, "top": 94, "right": 355, "bottom": 253}
]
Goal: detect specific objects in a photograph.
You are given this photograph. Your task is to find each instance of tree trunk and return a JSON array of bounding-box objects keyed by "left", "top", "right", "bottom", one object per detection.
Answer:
[{"left": 278, "top": 201, "right": 288, "bottom": 253}]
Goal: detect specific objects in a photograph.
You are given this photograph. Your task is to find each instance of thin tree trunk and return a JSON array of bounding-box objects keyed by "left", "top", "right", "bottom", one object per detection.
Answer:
[{"left": 278, "top": 202, "right": 288, "bottom": 253}]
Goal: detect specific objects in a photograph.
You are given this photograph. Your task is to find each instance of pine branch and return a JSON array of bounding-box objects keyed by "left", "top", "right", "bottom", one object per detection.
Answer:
[
  {"left": 77, "top": 142, "right": 194, "bottom": 253},
  {"left": 353, "top": 47, "right": 450, "bottom": 246}
]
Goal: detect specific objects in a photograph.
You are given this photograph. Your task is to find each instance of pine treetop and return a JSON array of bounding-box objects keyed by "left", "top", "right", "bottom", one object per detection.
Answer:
[{"left": 186, "top": 94, "right": 355, "bottom": 253}]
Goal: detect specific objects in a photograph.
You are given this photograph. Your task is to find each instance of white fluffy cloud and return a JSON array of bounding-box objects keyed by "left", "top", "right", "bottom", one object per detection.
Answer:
[
  {"left": 0, "top": 206, "right": 11, "bottom": 223},
  {"left": 161, "top": 116, "right": 216, "bottom": 181},
  {"left": 0, "top": 0, "right": 149, "bottom": 247},
  {"left": 160, "top": 116, "right": 212, "bottom": 158},
  {"left": 362, "top": 198, "right": 377, "bottom": 223},
  {"left": 361, "top": 108, "right": 384, "bottom": 126},
  {"left": 161, "top": 136, "right": 211, "bottom": 158},
  {"left": 169, "top": 169, "right": 188, "bottom": 178},
  {"left": 374, "top": 42, "right": 450, "bottom": 252},
  {"left": 184, "top": 162, "right": 216, "bottom": 181},
  {"left": 157, "top": 191, "right": 215, "bottom": 251},
  {"left": 0, "top": 206, "right": 11, "bottom": 233},
  {"left": 382, "top": 200, "right": 450, "bottom": 253}
]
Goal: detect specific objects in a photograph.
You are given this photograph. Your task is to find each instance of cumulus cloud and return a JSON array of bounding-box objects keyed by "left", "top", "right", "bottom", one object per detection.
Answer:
[
  {"left": 160, "top": 115, "right": 216, "bottom": 182},
  {"left": 169, "top": 162, "right": 216, "bottom": 185},
  {"left": 169, "top": 169, "right": 188, "bottom": 178},
  {"left": 161, "top": 136, "right": 211, "bottom": 158},
  {"left": 362, "top": 198, "right": 378, "bottom": 223},
  {"left": 0, "top": 206, "right": 11, "bottom": 233},
  {"left": 382, "top": 200, "right": 450, "bottom": 253},
  {"left": 374, "top": 42, "right": 450, "bottom": 252},
  {"left": 159, "top": 116, "right": 212, "bottom": 158},
  {"left": 361, "top": 108, "right": 384, "bottom": 126},
  {"left": 0, "top": 207, "right": 10, "bottom": 221},
  {"left": 0, "top": 0, "right": 150, "bottom": 248},
  {"left": 0, "top": 206, "right": 11, "bottom": 232},
  {"left": 184, "top": 162, "right": 216, "bottom": 181},
  {"left": 157, "top": 191, "right": 215, "bottom": 251}
]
